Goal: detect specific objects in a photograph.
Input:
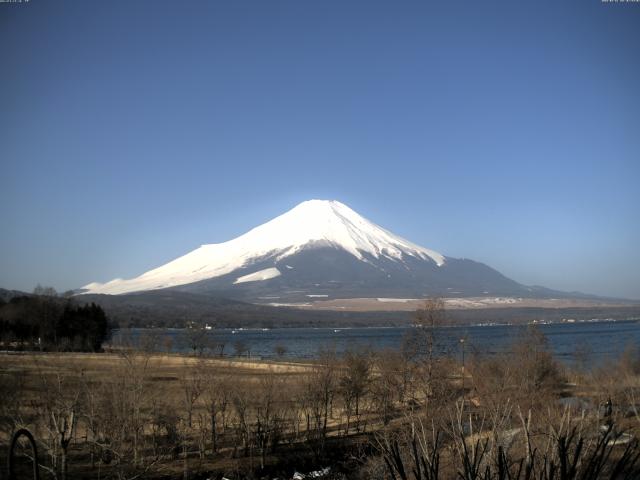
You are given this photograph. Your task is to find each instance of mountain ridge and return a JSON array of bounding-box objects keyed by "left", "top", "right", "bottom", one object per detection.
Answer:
[
  {"left": 81, "top": 199, "right": 446, "bottom": 295},
  {"left": 79, "top": 200, "right": 605, "bottom": 303}
]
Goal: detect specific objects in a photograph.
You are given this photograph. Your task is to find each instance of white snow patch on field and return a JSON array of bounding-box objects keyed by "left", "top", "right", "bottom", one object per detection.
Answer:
[
  {"left": 377, "top": 298, "right": 419, "bottom": 303},
  {"left": 444, "top": 297, "right": 523, "bottom": 308}
]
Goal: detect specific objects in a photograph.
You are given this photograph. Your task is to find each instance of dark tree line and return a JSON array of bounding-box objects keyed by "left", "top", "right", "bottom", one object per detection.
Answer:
[{"left": 0, "top": 288, "right": 113, "bottom": 351}]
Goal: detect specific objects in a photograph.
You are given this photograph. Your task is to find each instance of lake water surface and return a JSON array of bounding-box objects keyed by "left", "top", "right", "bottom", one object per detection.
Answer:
[{"left": 111, "top": 319, "right": 640, "bottom": 367}]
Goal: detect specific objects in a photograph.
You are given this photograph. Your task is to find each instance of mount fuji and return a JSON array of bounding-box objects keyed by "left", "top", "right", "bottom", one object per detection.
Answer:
[{"left": 80, "top": 200, "right": 562, "bottom": 302}]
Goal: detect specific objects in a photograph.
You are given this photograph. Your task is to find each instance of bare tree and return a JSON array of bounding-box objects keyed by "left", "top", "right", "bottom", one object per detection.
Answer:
[
  {"left": 405, "top": 298, "right": 447, "bottom": 407},
  {"left": 202, "top": 368, "right": 231, "bottom": 455},
  {"left": 511, "top": 326, "right": 562, "bottom": 409},
  {"left": 163, "top": 335, "right": 174, "bottom": 354},
  {"left": 339, "top": 348, "right": 371, "bottom": 435},
  {"left": 85, "top": 348, "right": 158, "bottom": 479},
  {"left": 274, "top": 344, "right": 287, "bottom": 358},
  {"left": 33, "top": 284, "right": 58, "bottom": 297},
  {"left": 34, "top": 363, "right": 80, "bottom": 480},
  {"left": 138, "top": 328, "right": 163, "bottom": 353},
  {"left": 0, "top": 370, "right": 25, "bottom": 440},
  {"left": 234, "top": 340, "right": 249, "bottom": 358},
  {"left": 185, "top": 327, "right": 209, "bottom": 356},
  {"left": 230, "top": 382, "right": 252, "bottom": 458},
  {"left": 180, "top": 360, "right": 204, "bottom": 428},
  {"left": 299, "top": 347, "right": 337, "bottom": 451},
  {"left": 253, "top": 369, "right": 287, "bottom": 469},
  {"left": 370, "top": 350, "right": 401, "bottom": 425}
]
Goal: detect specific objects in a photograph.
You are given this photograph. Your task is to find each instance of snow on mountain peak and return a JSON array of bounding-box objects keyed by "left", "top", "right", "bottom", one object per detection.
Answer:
[
  {"left": 81, "top": 199, "right": 445, "bottom": 295},
  {"left": 251, "top": 199, "right": 444, "bottom": 264}
]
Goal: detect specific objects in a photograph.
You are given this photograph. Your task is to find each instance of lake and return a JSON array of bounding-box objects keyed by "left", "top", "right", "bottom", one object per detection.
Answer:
[{"left": 110, "top": 319, "right": 640, "bottom": 367}]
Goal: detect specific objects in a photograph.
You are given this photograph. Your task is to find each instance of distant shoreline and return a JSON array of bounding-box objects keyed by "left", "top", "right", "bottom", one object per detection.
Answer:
[{"left": 114, "top": 316, "right": 640, "bottom": 332}]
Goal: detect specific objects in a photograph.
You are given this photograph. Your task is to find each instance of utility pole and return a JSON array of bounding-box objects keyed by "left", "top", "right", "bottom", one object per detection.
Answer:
[{"left": 460, "top": 337, "right": 466, "bottom": 401}]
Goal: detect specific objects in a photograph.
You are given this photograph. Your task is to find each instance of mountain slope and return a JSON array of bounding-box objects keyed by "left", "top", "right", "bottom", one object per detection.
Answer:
[
  {"left": 80, "top": 199, "right": 574, "bottom": 302},
  {"left": 172, "top": 246, "right": 540, "bottom": 302},
  {"left": 81, "top": 200, "right": 445, "bottom": 295}
]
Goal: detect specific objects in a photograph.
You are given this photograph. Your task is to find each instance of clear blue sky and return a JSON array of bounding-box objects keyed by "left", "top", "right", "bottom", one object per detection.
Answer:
[{"left": 1, "top": 1, "right": 639, "bottom": 299}]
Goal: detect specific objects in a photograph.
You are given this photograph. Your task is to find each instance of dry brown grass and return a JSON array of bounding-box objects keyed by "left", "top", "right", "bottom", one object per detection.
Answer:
[
  {"left": 0, "top": 353, "right": 317, "bottom": 473},
  {"left": 3, "top": 337, "right": 640, "bottom": 480}
]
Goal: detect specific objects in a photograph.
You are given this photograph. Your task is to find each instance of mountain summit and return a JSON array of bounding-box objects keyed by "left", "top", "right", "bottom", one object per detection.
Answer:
[{"left": 81, "top": 200, "right": 552, "bottom": 300}]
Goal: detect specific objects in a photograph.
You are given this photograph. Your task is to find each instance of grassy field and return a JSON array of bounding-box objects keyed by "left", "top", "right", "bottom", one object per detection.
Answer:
[
  {"left": 0, "top": 350, "right": 375, "bottom": 479},
  {"left": 3, "top": 327, "right": 640, "bottom": 479}
]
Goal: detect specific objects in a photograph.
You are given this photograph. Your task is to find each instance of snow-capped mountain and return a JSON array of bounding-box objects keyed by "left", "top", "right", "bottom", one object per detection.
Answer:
[{"left": 80, "top": 199, "right": 546, "bottom": 301}]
